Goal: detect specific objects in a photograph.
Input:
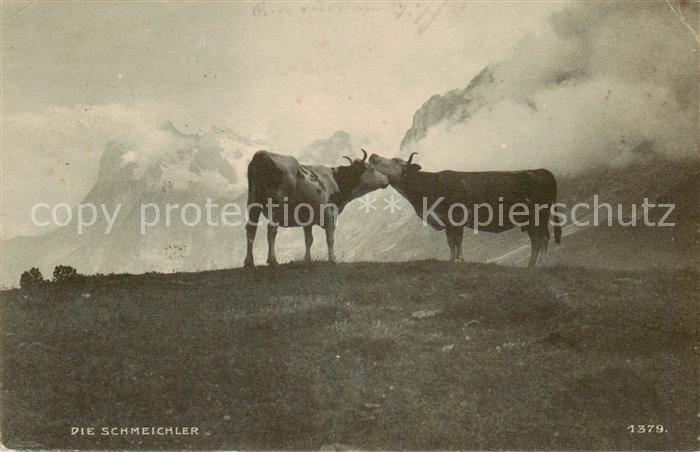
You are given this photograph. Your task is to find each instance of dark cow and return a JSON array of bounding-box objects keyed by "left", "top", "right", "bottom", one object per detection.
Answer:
[
  {"left": 244, "top": 149, "right": 389, "bottom": 267},
  {"left": 369, "top": 153, "right": 561, "bottom": 267}
]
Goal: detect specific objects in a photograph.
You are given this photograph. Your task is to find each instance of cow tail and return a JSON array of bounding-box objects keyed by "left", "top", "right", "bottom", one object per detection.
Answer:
[
  {"left": 247, "top": 153, "right": 259, "bottom": 203},
  {"left": 247, "top": 162, "right": 253, "bottom": 195},
  {"left": 549, "top": 172, "right": 561, "bottom": 245}
]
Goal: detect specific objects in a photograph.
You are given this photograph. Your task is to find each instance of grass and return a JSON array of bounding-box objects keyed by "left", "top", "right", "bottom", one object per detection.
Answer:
[{"left": 1, "top": 261, "right": 698, "bottom": 450}]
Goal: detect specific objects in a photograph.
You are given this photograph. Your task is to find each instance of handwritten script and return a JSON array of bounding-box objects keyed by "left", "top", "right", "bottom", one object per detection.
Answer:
[{"left": 252, "top": 2, "right": 447, "bottom": 35}]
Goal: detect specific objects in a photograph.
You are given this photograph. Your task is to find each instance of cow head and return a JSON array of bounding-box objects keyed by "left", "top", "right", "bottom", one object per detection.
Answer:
[
  {"left": 338, "top": 149, "right": 389, "bottom": 199},
  {"left": 368, "top": 152, "right": 422, "bottom": 185}
]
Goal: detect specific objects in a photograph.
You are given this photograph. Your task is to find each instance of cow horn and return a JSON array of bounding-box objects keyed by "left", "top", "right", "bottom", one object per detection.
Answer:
[
  {"left": 360, "top": 149, "right": 368, "bottom": 162},
  {"left": 342, "top": 156, "right": 353, "bottom": 165},
  {"left": 408, "top": 152, "right": 419, "bottom": 164}
]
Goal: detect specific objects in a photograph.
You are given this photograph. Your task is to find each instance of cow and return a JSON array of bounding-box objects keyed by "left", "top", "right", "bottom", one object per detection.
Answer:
[
  {"left": 369, "top": 153, "right": 561, "bottom": 267},
  {"left": 244, "top": 149, "right": 389, "bottom": 267}
]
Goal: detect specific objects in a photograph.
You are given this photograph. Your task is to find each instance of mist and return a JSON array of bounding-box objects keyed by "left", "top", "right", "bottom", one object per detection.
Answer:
[
  {"left": 409, "top": 2, "right": 698, "bottom": 176},
  {"left": 0, "top": 103, "right": 266, "bottom": 239}
]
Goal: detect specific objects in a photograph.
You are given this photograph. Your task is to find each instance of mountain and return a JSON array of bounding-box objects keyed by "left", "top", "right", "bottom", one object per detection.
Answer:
[
  {"left": 400, "top": 66, "right": 498, "bottom": 150},
  {"left": 0, "top": 127, "right": 390, "bottom": 287},
  {"left": 3, "top": 121, "right": 698, "bottom": 288},
  {"left": 298, "top": 130, "right": 356, "bottom": 165},
  {"left": 0, "top": 123, "right": 262, "bottom": 287}
]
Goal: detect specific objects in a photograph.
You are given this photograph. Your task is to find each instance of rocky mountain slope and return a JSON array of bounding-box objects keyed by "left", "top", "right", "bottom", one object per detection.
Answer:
[
  {"left": 400, "top": 66, "right": 497, "bottom": 150},
  {"left": 3, "top": 139, "right": 697, "bottom": 287},
  {"left": 0, "top": 126, "right": 407, "bottom": 286}
]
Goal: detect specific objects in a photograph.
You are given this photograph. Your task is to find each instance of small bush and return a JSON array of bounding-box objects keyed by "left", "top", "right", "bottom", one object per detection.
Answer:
[
  {"left": 53, "top": 265, "right": 79, "bottom": 283},
  {"left": 20, "top": 267, "right": 45, "bottom": 290}
]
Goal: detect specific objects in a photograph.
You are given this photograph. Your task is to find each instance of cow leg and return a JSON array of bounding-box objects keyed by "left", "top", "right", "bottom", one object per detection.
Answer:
[
  {"left": 527, "top": 229, "right": 542, "bottom": 268},
  {"left": 526, "top": 203, "right": 553, "bottom": 268},
  {"left": 454, "top": 226, "right": 464, "bottom": 261},
  {"left": 303, "top": 225, "right": 313, "bottom": 262},
  {"left": 325, "top": 223, "right": 336, "bottom": 263},
  {"left": 244, "top": 204, "right": 262, "bottom": 267},
  {"left": 445, "top": 228, "right": 457, "bottom": 262},
  {"left": 445, "top": 226, "right": 464, "bottom": 262},
  {"left": 540, "top": 227, "right": 550, "bottom": 256},
  {"left": 267, "top": 224, "right": 279, "bottom": 266},
  {"left": 537, "top": 205, "right": 551, "bottom": 256}
]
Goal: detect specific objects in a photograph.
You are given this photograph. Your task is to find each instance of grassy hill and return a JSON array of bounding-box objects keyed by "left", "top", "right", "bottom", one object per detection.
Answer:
[{"left": 1, "top": 261, "right": 698, "bottom": 449}]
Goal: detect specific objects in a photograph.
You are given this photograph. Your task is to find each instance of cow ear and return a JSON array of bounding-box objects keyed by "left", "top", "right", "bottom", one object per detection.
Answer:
[{"left": 409, "top": 163, "right": 422, "bottom": 172}]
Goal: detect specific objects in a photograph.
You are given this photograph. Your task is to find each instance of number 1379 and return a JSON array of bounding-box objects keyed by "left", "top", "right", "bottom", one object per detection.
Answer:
[{"left": 627, "top": 424, "right": 667, "bottom": 433}]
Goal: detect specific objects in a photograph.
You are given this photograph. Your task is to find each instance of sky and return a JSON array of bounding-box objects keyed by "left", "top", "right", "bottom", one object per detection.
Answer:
[{"left": 1, "top": 1, "right": 566, "bottom": 239}]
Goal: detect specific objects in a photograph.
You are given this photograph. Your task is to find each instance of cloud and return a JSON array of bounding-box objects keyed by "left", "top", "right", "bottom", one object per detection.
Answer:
[
  {"left": 411, "top": 2, "right": 698, "bottom": 175},
  {"left": 1, "top": 102, "right": 260, "bottom": 238},
  {"left": 2, "top": 102, "right": 173, "bottom": 237}
]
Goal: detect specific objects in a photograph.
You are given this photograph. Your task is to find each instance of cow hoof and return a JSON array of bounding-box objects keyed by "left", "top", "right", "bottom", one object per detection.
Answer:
[
  {"left": 243, "top": 259, "right": 255, "bottom": 268},
  {"left": 267, "top": 260, "right": 279, "bottom": 267}
]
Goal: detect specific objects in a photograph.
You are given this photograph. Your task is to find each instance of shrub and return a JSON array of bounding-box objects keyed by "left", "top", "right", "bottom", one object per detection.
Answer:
[
  {"left": 20, "top": 267, "right": 45, "bottom": 290},
  {"left": 53, "top": 265, "right": 79, "bottom": 283}
]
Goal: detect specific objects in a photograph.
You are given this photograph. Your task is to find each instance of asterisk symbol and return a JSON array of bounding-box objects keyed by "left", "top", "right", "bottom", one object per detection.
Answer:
[
  {"left": 357, "top": 194, "right": 377, "bottom": 213},
  {"left": 383, "top": 193, "right": 403, "bottom": 213}
]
